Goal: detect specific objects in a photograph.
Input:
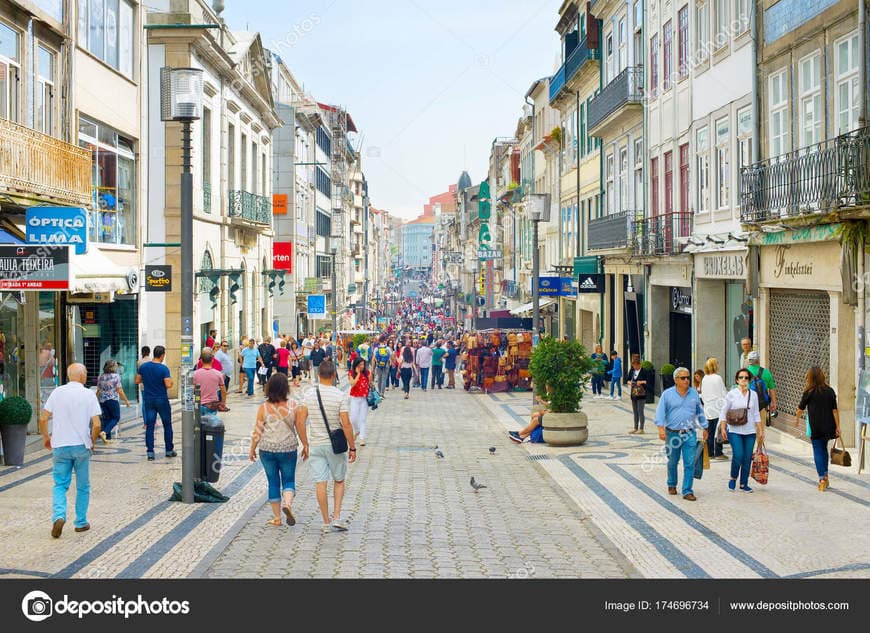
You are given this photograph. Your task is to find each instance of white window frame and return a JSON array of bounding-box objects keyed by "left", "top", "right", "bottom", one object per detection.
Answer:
[
  {"left": 35, "top": 43, "right": 56, "bottom": 135},
  {"left": 606, "top": 31, "right": 614, "bottom": 83},
  {"left": 0, "top": 20, "right": 21, "bottom": 123},
  {"left": 735, "top": 0, "right": 750, "bottom": 34},
  {"left": 618, "top": 16, "right": 627, "bottom": 73},
  {"left": 835, "top": 32, "right": 860, "bottom": 136},
  {"left": 769, "top": 69, "right": 789, "bottom": 157},
  {"left": 633, "top": 138, "right": 643, "bottom": 210},
  {"left": 696, "top": 127, "right": 710, "bottom": 213},
  {"left": 697, "top": 1, "right": 710, "bottom": 62},
  {"left": 715, "top": 116, "right": 730, "bottom": 210},
  {"left": 618, "top": 146, "right": 628, "bottom": 213},
  {"left": 606, "top": 152, "right": 615, "bottom": 215},
  {"left": 736, "top": 107, "right": 752, "bottom": 210},
  {"left": 77, "top": 0, "right": 135, "bottom": 78},
  {"left": 715, "top": 0, "right": 729, "bottom": 46},
  {"left": 798, "top": 51, "right": 822, "bottom": 148}
]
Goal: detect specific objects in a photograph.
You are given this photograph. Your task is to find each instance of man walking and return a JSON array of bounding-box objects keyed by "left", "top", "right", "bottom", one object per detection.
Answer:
[
  {"left": 739, "top": 337, "right": 753, "bottom": 370},
  {"left": 214, "top": 340, "right": 234, "bottom": 394},
  {"left": 135, "top": 346, "right": 176, "bottom": 460},
  {"left": 373, "top": 336, "right": 392, "bottom": 394},
  {"left": 39, "top": 363, "right": 102, "bottom": 538},
  {"left": 444, "top": 340, "right": 458, "bottom": 389},
  {"left": 258, "top": 336, "right": 276, "bottom": 389},
  {"left": 239, "top": 338, "right": 261, "bottom": 397},
  {"left": 302, "top": 333, "right": 315, "bottom": 379},
  {"left": 415, "top": 340, "right": 433, "bottom": 392},
  {"left": 654, "top": 366, "right": 707, "bottom": 501},
  {"left": 295, "top": 360, "right": 357, "bottom": 533},
  {"left": 431, "top": 339, "right": 446, "bottom": 389},
  {"left": 746, "top": 350, "right": 777, "bottom": 425},
  {"left": 310, "top": 340, "right": 327, "bottom": 383},
  {"left": 194, "top": 348, "right": 226, "bottom": 418}
]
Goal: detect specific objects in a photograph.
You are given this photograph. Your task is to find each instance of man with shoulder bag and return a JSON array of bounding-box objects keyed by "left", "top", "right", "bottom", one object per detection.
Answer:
[{"left": 295, "top": 360, "right": 357, "bottom": 533}]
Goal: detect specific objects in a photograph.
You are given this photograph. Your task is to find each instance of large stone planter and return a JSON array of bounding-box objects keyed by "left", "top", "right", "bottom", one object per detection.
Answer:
[
  {"left": 0, "top": 424, "right": 27, "bottom": 466},
  {"left": 543, "top": 411, "right": 588, "bottom": 446}
]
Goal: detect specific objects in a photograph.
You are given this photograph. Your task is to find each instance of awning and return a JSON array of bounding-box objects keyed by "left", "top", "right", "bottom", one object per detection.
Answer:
[
  {"left": 70, "top": 248, "right": 136, "bottom": 295},
  {"left": 0, "top": 228, "right": 24, "bottom": 244},
  {"left": 510, "top": 298, "right": 556, "bottom": 315}
]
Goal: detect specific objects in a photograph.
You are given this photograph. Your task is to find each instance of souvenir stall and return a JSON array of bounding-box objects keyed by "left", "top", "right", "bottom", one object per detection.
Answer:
[{"left": 461, "top": 329, "right": 533, "bottom": 393}]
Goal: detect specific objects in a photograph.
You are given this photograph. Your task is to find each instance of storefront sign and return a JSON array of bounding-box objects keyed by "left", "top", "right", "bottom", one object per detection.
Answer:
[
  {"left": 144, "top": 265, "right": 172, "bottom": 292},
  {"left": 25, "top": 207, "right": 88, "bottom": 255},
  {"left": 477, "top": 248, "right": 502, "bottom": 260},
  {"left": 538, "top": 276, "right": 576, "bottom": 297},
  {"left": 759, "top": 241, "right": 841, "bottom": 290},
  {"left": 772, "top": 245, "right": 814, "bottom": 279},
  {"left": 273, "top": 242, "right": 293, "bottom": 271},
  {"left": 478, "top": 180, "right": 492, "bottom": 247},
  {"left": 671, "top": 287, "right": 692, "bottom": 314},
  {"left": 273, "top": 194, "right": 288, "bottom": 215},
  {"left": 699, "top": 254, "right": 746, "bottom": 279},
  {"left": 0, "top": 245, "right": 70, "bottom": 290},
  {"left": 577, "top": 273, "right": 605, "bottom": 293},
  {"left": 754, "top": 222, "right": 838, "bottom": 246}
]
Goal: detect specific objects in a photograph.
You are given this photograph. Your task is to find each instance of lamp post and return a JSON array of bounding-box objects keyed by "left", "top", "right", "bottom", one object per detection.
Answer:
[
  {"left": 526, "top": 193, "right": 550, "bottom": 349},
  {"left": 160, "top": 67, "right": 204, "bottom": 504},
  {"left": 331, "top": 244, "right": 338, "bottom": 365}
]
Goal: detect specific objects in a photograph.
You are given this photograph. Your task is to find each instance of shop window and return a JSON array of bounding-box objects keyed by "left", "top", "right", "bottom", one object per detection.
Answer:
[{"left": 77, "top": 0, "right": 135, "bottom": 78}]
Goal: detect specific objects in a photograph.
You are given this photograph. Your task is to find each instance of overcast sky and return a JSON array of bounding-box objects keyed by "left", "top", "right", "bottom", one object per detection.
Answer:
[{"left": 222, "top": 0, "right": 561, "bottom": 219}]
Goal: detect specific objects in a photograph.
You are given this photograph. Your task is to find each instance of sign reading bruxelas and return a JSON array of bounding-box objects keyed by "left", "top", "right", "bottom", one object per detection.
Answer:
[
  {"left": 0, "top": 245, "right": 70, "bottom": 290},
  {"left": 273, "top": 242, "right": 292, "bottom": 271},
  {"left": 145, "top": 266, "right": 172, "bottom": 292}
]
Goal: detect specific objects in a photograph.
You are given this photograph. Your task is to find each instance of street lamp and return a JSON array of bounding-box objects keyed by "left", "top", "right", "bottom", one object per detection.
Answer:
[
  {"left": 160, "top": 67, "right": 204, "bottom": 504},
  {"left": 526, "top": 193, "right": 550, "bottom": 351}
]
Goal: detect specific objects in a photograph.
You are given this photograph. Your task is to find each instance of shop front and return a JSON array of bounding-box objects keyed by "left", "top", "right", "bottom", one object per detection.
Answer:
[
  {"left": 648, "top": 259, "right": 692, "bottom": 373},
  {"left": 602, "top": 259, "right": 644, "bottom": 360},
  {"left": 694, "top": 249, "right": 752, "bottom": 382}
]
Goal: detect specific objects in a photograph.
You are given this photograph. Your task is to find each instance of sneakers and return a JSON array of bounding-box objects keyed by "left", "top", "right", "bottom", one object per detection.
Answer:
[
  {"left": 359, "top": 439, "right": 366, "bottom": 446},
  {"left": 165, "top": 451, "right": 178, "bottom": 458},
  {"left": 508, "top": 431, "right": 523, "bottom": 444},
  {"left": 321, "top": 524, "right": 333, "bottom": 535},
  {"left": 51, "top": 518, "right": 65, "bottom": 538},
  {"left": 728, "top": 479, "right": 736, "bottom": 491},
  {"left": 331, "top": 518, "right": 349, "bottom": 532},
  {"left": 740, "top": 485, "right": 753, "bottom": 493},
  {"left": 713, "top": 454, "right": 729, "bottom": 461},
  {"left": 147, "top": 453, "right": 155, "bottom": 461}
]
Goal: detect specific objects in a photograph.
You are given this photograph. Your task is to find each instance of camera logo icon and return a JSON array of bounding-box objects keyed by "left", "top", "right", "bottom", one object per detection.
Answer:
[{"left": 21, "top": 590, "right": 53, "bottom": 622}]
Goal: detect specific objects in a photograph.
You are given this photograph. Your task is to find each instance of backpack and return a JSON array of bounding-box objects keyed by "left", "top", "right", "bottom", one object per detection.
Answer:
[
  {"left": 750, "top": 368, "right": 771, "bottom": 410},
  {"left": 375, "top": 345, "right": 390, "bottom": 368}
]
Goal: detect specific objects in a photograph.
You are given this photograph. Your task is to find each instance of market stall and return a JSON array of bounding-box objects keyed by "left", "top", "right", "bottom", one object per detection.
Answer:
[{"left": 461, "top": 329, "right": 533, "bottom": 393}]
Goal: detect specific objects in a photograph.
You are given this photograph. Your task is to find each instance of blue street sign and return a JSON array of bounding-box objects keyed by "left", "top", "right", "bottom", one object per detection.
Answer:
[{"left": 307, "top": 294, "right": 326, "bottom": 318}]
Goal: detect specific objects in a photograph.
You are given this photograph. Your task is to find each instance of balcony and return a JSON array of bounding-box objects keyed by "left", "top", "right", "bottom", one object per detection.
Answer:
[
  {"left": 740, "top": 126, "right": 870, "bottom": 223},
  {"left": 634, "top": 212, "right": 693, "bottom": 256},
  {"left": 588, "top": 209, "right": 642, "bottom": 250},
  {"left": 0, "top": 118, "right": 92, "bottom": 206},
  {"left": 549, "top": 36, "right": 599, "bottom": 104},
  {"left": 228, "top": 190, "right": 272, "bottom": 225},
  {"left": 587, "top": 66, "right": 644, "bottom": 137}
]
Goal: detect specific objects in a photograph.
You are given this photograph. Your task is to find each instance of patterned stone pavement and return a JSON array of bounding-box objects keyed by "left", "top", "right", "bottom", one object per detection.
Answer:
[{"left": 1, "top": 374, "right": 867, "bottom": 580}]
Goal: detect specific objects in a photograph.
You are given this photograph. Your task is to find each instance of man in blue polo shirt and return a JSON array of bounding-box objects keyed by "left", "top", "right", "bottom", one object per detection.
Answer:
[
  {"left": 135, "top": 345, "right": 175, "bottom": 461},
  {"left": 654, "top": 366, "right": 707, "bottom": 501}
]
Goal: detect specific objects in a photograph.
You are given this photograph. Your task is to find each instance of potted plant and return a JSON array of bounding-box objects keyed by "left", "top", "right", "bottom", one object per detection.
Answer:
[
  {"left": 0, "top": 396, "right": 33, "bottom": 466},
  {"left": 641, "top": 360, "right": 657, "bottom": 401},
  {"left": 660, "top": 363, "right": 676, "bottom": 392},
  {"left": 529, "top": 336, "right": 594, "bottom": 446}
]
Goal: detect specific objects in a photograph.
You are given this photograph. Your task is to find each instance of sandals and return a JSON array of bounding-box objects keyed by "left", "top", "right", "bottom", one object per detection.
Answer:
[
  {"left": 282, "top": 506, "right": 296, "bottom": 526},
  {"left": 266, "top": 517, "right": 283, "bottom": 526}
]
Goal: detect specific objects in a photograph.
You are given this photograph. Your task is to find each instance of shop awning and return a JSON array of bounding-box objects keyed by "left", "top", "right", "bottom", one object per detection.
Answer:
[
  {"left": 70, "top": 248, "right": 134, "bottom": 295},
  {"left": 0, "top": 228, "right": 24, "bottom": 243},
  {"left": 509, "top": 298, "right": 556, "bottom": 315}
]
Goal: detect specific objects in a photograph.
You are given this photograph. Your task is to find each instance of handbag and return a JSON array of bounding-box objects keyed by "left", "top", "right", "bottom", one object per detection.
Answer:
[
  {"left": 631, "top": 383, "right": 646, "bottom": 398},
  {"left": 750, "top": 439, "right": 769, "bottom": 484},
  {"left": 830, "top": 436, "right": 852, "bottom": 467},
  {"left": 367, "top": 388, "right": 383, "bottom": 409},
  {"left": 726, "top": 391, "right": 751, "bottom": 426},
  {"left": 316, "top": 386, "right": 347, "bottom": 454},
  {"left": 693, "top": 441, "right": 705, "bottom": 480}
]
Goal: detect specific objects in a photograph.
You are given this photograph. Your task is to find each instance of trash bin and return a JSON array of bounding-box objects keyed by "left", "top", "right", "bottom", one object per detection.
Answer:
[{"left": 200, "top": 415, "right": 225, "bottom": 483}]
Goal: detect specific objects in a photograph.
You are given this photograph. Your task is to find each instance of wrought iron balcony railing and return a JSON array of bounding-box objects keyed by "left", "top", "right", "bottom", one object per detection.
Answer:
[
  {"left": 549, "top": 36, "right": 599, "bottom": 103},
  {"left": 634, "top": 211, "right": 693, "bottom": 256},
  {"left": 740, "top": 126, "right": 870, "bottom": 222},
  {"left": 588, "top": 209, "right": 642, "bottom": 250},
  {"left": 0, "top": 117, "right": 92, "bottom": 206},
  {"left": 228, "top": 190, "right": 272, "bottom": 224},
  {"left": 588, "top": 66, "right": 644, "bottom": 132}
]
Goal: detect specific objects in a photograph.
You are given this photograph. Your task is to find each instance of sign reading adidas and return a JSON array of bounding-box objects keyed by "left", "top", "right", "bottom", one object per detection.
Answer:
[{"left": 577, "top": 274, "right": 604, "bottom": 293}]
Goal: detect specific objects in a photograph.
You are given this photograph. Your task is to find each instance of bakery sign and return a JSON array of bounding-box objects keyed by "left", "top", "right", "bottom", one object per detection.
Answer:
[{"left": 698, "top": 253, "right": 746, "bottom": 279}]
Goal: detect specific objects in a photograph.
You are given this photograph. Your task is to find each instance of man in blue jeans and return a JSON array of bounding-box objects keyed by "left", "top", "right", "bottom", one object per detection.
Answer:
[
  {"left": 39, "top": 363, "right": 102, "bottom": 537},
  {"left": 135, "top": 345, "right": 176, "bottom": 461},
  {"left": 239, "top": 338, "right": 262, "bottom": 396},
  {"left": 654, "top": 366, "right": 707, "bottom": 501}
]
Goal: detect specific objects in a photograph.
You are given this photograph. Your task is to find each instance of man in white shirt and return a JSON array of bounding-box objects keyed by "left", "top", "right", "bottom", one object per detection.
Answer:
[
  {"left": 39, "top": 363, "right": 102, "bottom": 538},
  {"left": 214, "top": 340, "right": 234, "bottom": 393}
]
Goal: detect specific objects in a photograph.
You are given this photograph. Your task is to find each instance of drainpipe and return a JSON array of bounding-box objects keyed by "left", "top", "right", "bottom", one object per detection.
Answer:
[
  {"left": 859, "top": 0, "right": 867, "bottom": 375},
  {"left": 525, "top": 93, "right": 535, "bottom": 289},
  {"left": 750, "top": 5, "right": 760, "bottom": 164},
  {"left": 860, "top": 0, "right": 867, "bottom": 129},
  {"left": 577, "top": 89, "right": 583, "bottom": 257}
]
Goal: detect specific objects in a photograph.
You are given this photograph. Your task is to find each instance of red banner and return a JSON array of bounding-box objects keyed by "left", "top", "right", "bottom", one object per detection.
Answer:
[{"left": 272, "top": 242, "right": 292, "bottom": 272}]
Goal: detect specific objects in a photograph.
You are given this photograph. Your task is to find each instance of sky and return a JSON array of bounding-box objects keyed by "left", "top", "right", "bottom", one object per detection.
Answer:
[{"left": 222, "top": 0, "right": 561, "bottom": 220}]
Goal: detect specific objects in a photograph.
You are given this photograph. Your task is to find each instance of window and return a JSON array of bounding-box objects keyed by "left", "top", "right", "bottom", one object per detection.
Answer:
[
  {"left": 77, "top": 0, "right": 135, "bottom": 78},
  {"left": 715, "top": 0, "right": 729, "bottom": 46},
  {"left": 316, "top": 126, "right": 331, "bottom": 155},
  {"left": 835, "top": 32, "right": 860, "bottom": 135},
  {"left": 227, "top": 123, "right": 235, "bottom": 191},
  {"left": 633, "top": 2, "right": 643, "bottom": 66},
  {"left": 606, "top": 153, "right": 614, "bottom": 214},
  {"left": 579, "top": 102, "right": 586, "bottom": 158},
  {"left": 78, "top": 115, "right": 136, "bottom": 245},
  {"left": 36, "top": 44, "right": 56, "bottom": 134},
  {"left": 316, "top": 209, "right": 331, "bottom": 237},
  {"left": 316, "top": 255, "right": 331, "bottom": 278},
  {"left": 678, "top": 6, "right": 688, "bottom": 79},
  {"left": 240, "top": 133, "right": 247, "bottom": 191},
  {"left": 697, "top": 2, "right": 710, "bottom": 62},
  {"left": 715, "top": 117, "right": 730, "bottom": 209},
  {"left": 735, "top": 0, "right": 750, "bottom": 34},
  {"left": 650, "top": 157, "right": 659, "bottom": 216},
  {"left": 316, "top": 167, "right": 331, "bottom": 197},
  {"left": 664, "top": 151, "right": 674, "bottom": 214},
  {"left": 634, "top": 138, "right": 643, "bottom": 210},
  {"left": 769, "top": 70, "right": 788, "bottom": 157},
  {"left": 618, "top": 17, "right": 627, "bottom": 73},
  {"left": 619, "top": 147, "right": 628, "bottom": 213},
  {"left": 606, "top": 33, "right": 614, "bottom": 82},
  {"left": 202, "top": 107, "right": 211, "bottom": 212},
  {"left": 650, "top": 34, "right": 659, "bottom": 98},
  {"left": 251, "top": 141, "right": 258, "bottom": 194},
  {"left": 262, "top": 153, "right": 267, "bottom": 198},
  {"left": 0, "top": 21, "right": 21, "bottom": 123},
  {"left": 737, "top": 106, "right": 752, "bottom": 174},
  {"left": 799, "top": 52, "right": 821, "bottom": 147},
  {"left": 679, "top": 144, "right": 689, "bottom": 213},
  {"left": 663, "top": 21, "right": 673, "bottom": 90},
  {"left": 696, "top": 127, "right": 710, "bottom": 213}
]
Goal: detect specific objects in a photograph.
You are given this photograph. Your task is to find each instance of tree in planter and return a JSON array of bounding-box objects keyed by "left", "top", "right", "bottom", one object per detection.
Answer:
[
  {"left": 529, "top": 337, "right": 595, "bottom": 446},
  {"left": 0, "top": 396, "right": 33, "bottom": 466},
  {"left": 660, "top": 363, "right": 676, "bottom": 392}
]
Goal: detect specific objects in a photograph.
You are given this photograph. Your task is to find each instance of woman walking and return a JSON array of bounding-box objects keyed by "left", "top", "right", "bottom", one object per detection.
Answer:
[
  {"left": 718, "top": 369, "right": 765, "bottom": 492},
  {"left": 347, "top": 358, "right": 371, "bottom": 447},
  {"left": 590, "top": 344, "right": 607, "bottom": 399},
  {"left": 796, "top": 366, "right": 840, "bottom": 491},
  {"left": 400, "top": 341, "right": 415, "bottom": 399},
  {"left": 275, "top": 339, "right": 291, "bottom": 376},
  {"left": 249, "top": 373, "right": 302, "bottom": 526},
  {"left": 624, "top": 354, "right": 653, "bottom": 434},
  {"left": 701, "top": 358, "right": 728, "bottom": 461},
  {"left": 96, "top": 359, "right": 131, "bottom": 441},
  {"left": 289, "top": 340, "right": 303, "bottom": 386}
]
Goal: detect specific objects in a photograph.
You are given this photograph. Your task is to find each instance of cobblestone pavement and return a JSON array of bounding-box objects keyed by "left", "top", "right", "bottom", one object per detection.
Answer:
[{"left": 2, "top": 376, "right": 867, "bottom": 579}]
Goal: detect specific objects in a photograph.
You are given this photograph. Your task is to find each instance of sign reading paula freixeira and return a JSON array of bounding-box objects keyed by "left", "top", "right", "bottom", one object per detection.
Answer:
[
  {"left": 145, "top": 265, "right": 172, "bottom": 292},
  {"left": 0, "top": 245, "right": 70, "bottom": 290}
]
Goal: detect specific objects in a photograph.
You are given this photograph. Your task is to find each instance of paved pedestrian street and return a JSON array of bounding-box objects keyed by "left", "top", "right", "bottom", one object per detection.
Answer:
[{"left": 1, "top": 378, "right": 868, "bottom": 580}]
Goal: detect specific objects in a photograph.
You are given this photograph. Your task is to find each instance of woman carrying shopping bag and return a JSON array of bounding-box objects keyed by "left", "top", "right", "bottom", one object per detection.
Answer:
[
  {"left": 718, "top": 368, "right": 765, "bottom": 492},
  {"left": 796, "top": 366, "right": 841, "bottom": 491}
]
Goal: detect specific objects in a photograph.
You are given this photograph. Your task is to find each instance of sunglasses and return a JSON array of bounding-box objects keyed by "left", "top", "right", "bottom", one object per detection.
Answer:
[
  {"left": 737, "top": 375, "right": 750, "bottom": 381},
  {"left": 676, "top": 376, "right": 690, "bottom": 381}
]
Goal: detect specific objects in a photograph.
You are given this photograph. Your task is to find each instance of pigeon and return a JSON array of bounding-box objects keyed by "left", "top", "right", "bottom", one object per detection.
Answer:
[
  {"left": 489, "top": 447, "right": 496, "bottom": 455},
  {"left": 435, "top": 450, "right": 444, "bottom": 459},
  {"left": 470, "top": 476, "right": 487, "bottom": 492}
]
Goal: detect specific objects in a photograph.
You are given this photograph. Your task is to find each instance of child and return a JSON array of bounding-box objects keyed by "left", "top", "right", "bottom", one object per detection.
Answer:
[{"left": 606, "top": 351, "right": 623, "bottom": 399}]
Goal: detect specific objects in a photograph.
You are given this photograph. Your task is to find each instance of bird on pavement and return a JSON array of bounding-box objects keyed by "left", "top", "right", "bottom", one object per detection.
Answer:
[
  {"left": 435, "top": 450, "right": 444, "bottom": 458},
  {"left": 488, "top": 447, "right": 496, "bottom": 455},
  {"left": 470, "top": 476, "right": 487, "bottom": 492}
]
